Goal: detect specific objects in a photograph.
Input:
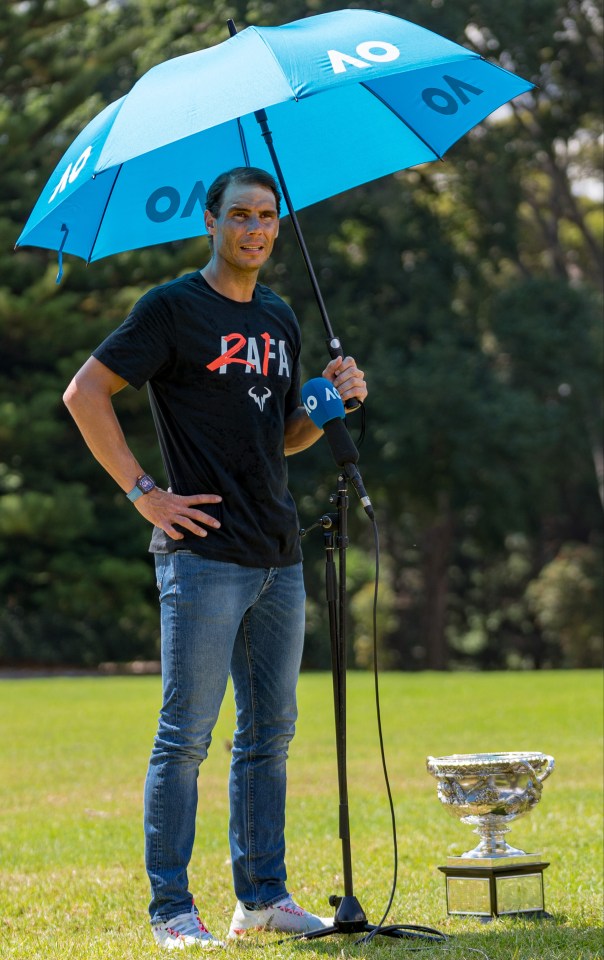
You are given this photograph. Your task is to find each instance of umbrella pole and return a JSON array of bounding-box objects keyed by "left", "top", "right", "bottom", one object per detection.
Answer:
[
  {"left": 227, "top": 20, "right": 345, "bottom": 365},
  {"left": 254, "top": 109, "right": 343, "bottom": 357},
  {"left": 256, "top": 111, "right": 362, "bottom": 411}
]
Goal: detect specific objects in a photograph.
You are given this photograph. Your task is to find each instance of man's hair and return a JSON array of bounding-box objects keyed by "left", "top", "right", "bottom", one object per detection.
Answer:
[
  {"left": 205, "top": 168, "right": 281, "bottom": 252},
  {"left": 205, "top": 167, "right": 282, "bottom": 220}
]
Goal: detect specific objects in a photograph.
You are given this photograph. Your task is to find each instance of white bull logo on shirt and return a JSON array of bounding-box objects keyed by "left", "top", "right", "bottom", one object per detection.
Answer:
[{"left": 249, "top": 386, "right": 272, "bottom": 411}]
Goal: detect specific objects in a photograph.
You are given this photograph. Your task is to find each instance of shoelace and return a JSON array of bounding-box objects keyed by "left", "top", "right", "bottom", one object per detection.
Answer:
[
  {"left": 166, "top": 913, "right": 211, "bottom": 939},
  {"left": 275, "top": 898, "right": 305, "bottom": 917}
]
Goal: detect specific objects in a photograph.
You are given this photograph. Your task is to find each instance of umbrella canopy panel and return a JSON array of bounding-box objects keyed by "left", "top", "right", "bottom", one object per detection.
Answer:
[{"left": 93, "top": 9, "right": 474, "bottom": 168}]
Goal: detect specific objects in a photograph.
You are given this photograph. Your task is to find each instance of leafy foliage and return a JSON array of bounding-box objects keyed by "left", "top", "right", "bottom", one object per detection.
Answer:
[{"left": 1, "top": 0, "right": 602, "bottom": 667}]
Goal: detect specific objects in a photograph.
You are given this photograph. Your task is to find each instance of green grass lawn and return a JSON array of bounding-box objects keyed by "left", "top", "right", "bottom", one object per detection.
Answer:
[{"left": 0, "top": 670, "right": 601, "bottom": 959}]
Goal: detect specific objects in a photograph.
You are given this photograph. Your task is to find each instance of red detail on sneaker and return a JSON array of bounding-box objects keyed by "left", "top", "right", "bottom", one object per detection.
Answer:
[{"left": 277, "top": 904, "right": 304, "bottom": 916}]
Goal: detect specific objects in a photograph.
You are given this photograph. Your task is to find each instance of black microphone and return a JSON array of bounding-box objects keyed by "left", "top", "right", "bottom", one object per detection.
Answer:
[{"left": 301, "top": 377, "right": 374, "bottom": 520}]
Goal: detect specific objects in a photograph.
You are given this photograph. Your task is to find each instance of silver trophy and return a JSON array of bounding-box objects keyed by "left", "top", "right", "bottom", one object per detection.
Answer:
[{"left": 426, "top": 752, "right": 555, "bottom": 918}]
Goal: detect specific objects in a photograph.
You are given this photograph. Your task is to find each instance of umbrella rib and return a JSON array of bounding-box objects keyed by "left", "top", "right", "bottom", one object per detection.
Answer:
[
  {"left": 87, "top": 165, "right": 123, "bottom": 264},
  {"left": 251, "top": 28, "right": 299, "bottom": 100},
  {"left": 360, "top": 82, "right": 443, "bottom": 162},
  {"left": 237, "top": 117, "right": 251, "bottom": 166}
]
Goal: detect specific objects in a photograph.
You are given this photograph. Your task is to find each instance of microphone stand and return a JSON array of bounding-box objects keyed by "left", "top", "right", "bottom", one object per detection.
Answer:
[{"left": 295, "top": 474, "right": 446, "bottom": 945}]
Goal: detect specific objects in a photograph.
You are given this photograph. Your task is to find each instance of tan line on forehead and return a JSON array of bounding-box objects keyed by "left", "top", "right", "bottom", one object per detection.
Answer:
[{"left": 226, "top": 200, "right": 278, "bottom": 212}]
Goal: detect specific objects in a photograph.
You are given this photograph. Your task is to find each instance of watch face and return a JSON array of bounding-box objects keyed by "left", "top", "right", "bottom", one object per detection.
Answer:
[{"left": 137, "top": 474, "right": 156, "bottom": 494}]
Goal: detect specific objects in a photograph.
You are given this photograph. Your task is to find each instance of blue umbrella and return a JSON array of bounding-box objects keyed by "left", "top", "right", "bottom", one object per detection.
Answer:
[
  {"left": 16, "top": 8, "right": 532, "bottom": 267},
  {"left": 17, "top": 5, "right": 532, "bottom": 359}
]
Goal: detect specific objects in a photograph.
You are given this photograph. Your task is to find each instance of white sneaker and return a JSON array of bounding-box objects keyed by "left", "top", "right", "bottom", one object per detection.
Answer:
[
  {"left": 228, "top": 894, "right": 333, "bottom": 938},
  {"left": 152, "top": 906, "right": 224, "bottom": 950}
]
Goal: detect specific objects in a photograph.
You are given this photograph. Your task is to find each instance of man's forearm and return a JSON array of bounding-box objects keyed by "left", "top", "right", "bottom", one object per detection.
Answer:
[
  {"left": 284, "top": 406, "right": 322, "bottom": 455},
  {"left": 64, "top": 356, "right": 223, "bottom": 540},
  {"left": 285, "top": 355, "right": 368, "bottom": 456},
  {"left": 63, "top": 361, "right": 143, "bottom": 492}
]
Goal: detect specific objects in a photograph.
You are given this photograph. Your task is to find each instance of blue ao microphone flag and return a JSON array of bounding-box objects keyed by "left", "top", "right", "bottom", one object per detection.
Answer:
[{"left": 301, "top": 377, "right": 374, "bottom": 520}]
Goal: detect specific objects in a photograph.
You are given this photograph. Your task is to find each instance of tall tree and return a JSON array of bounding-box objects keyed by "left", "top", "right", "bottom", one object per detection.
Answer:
[{"left": 1, "top": 0, "right": 601, "bottom": 668}]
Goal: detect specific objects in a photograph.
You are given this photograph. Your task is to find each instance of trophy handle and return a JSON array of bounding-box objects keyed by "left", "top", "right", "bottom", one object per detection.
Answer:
[
  {"left": 426, "top": 757, "right": 443, "bottom": 777},
  {"left": 536, "top": 755, "right": 555, "bottom": 782}
]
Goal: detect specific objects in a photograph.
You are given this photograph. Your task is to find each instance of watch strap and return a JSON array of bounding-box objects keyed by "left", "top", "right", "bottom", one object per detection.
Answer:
[{"left": 126, "top": 473, "right": 156, "bottom": 502}]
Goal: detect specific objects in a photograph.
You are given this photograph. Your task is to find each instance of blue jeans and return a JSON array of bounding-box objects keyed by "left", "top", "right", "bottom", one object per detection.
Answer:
[{"left": 144, "top": 552, "right": 306, "bottom": 924}]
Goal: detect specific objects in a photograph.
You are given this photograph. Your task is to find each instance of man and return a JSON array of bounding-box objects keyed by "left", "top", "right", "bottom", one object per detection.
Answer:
[{"left": 63, "top": 167, "right": 367, "bottom": 950}]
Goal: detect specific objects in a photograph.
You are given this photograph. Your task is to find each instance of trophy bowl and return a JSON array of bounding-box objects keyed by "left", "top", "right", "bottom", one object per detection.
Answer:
[{"left": 426, "top": 752, "right": 555, "bottom": 859}]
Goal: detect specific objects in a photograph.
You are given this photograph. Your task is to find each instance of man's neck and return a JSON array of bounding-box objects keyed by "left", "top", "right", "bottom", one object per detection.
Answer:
[{"left": 201, "top": 260, "right": 258, "bottom": 302}]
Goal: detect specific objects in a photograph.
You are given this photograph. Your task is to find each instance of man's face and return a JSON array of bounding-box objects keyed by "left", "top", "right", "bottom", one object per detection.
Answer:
[{"left": 204, "top": 181, "right": 280, "bottom": 273}]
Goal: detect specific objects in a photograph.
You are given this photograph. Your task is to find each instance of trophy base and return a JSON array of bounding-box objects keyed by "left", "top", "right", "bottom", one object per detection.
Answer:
[
  {"left": 447, "top": 853, "right": 542, "bottom": 868},
  {"left": 438, "top": 857, "right": 550, "bottom": 919}
]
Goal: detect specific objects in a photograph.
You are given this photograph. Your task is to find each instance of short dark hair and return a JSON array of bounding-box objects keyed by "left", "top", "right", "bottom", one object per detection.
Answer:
[{"left": 205, "top": 167, "right": 282, "bottom": 219}]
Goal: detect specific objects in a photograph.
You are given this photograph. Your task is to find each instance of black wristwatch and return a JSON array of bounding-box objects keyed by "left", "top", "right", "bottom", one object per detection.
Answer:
[{"left": 126, "top": 474, "right": 156, "bottom": 502}]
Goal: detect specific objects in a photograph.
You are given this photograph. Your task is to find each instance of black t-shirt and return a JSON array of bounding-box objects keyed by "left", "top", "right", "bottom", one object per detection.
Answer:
[{"left": 93, "top": 271, "right": 303, "bottom": 568}]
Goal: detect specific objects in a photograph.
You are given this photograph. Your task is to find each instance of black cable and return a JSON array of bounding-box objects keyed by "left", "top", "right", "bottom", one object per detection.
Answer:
[
  {"left": 355, "top": 517, "right": 399, "bottom": 945},
  {"left": 355, "top": 518, "right": 447, "bottom": 948},
  {"left": 355, "top": 400, "right": 366, "bottom": 449}
]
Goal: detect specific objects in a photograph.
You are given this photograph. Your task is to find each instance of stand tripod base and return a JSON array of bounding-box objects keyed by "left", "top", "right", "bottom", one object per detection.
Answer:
[{"left": 280, "top": 896, "right": 447, "bottom": 944}]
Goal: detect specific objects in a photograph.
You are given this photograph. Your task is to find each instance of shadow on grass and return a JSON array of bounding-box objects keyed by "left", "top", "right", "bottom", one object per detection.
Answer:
[{"left": 280, "top": 915, "right": 602, "bottom": 959}]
